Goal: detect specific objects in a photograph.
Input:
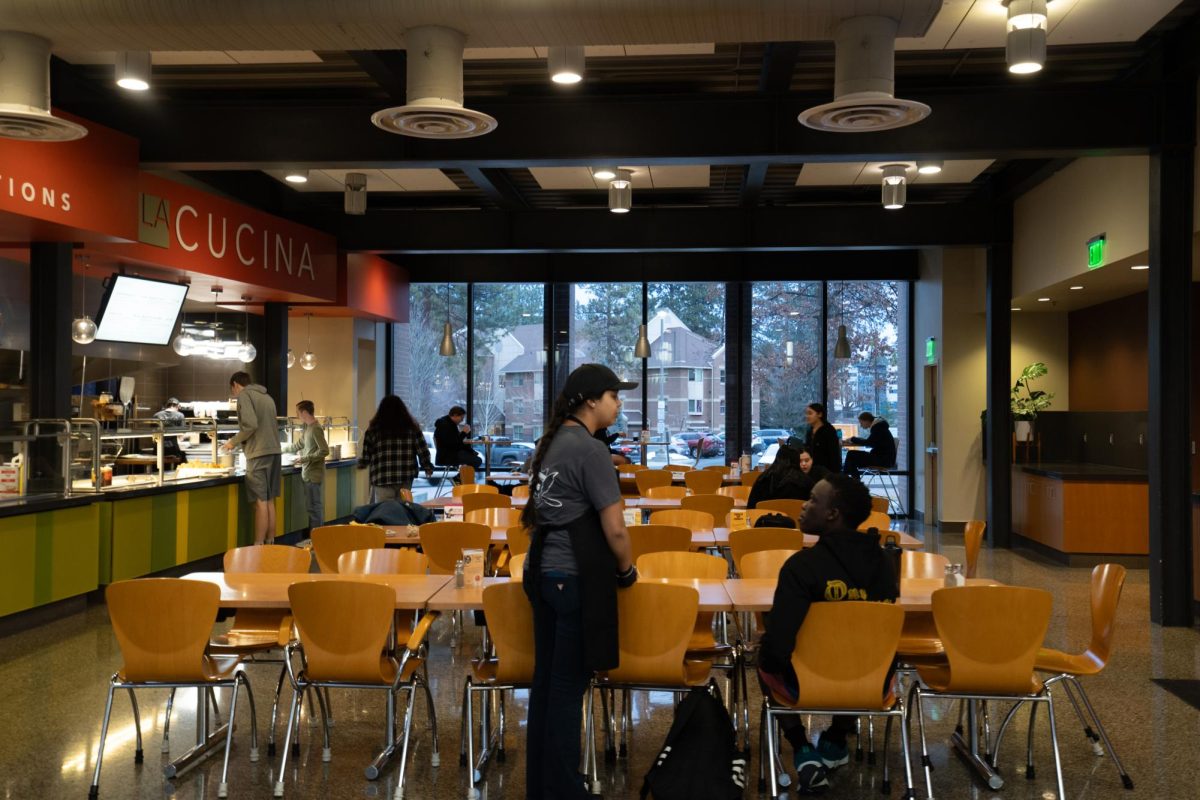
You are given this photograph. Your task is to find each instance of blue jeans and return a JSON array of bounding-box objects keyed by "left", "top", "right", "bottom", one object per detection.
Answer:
[{"left": 526, "top": 574, "right": 590, "bottom": 800}]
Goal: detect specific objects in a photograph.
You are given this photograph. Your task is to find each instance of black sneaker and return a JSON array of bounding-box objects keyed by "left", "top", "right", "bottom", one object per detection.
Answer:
[{"left": 793, "top": 745, "right": 830, "bottom": 794}]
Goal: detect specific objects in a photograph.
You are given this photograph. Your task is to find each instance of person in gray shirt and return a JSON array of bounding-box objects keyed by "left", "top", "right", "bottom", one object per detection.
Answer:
[{"left": 519, "top": 364, "right": 638, "bottom": 800}]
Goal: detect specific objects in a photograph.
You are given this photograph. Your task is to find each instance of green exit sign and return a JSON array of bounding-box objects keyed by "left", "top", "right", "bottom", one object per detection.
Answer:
[
  {"left": 925, "top": 337, "right": 937, "bottom": 364},
  {"left": 1087, "top": 234, "right": 1106, "bottom": 269}
]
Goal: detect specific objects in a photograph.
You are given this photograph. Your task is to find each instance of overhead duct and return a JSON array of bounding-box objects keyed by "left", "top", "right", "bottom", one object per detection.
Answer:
[
  {"left": 797, "top": 15, "right": 930, "bottom": 133},
  {"left": 0, "top": 31, "right": 88, "bottom": 141},
  {"left": 370, "top": 26, "right": 497, "bottom": 139}
]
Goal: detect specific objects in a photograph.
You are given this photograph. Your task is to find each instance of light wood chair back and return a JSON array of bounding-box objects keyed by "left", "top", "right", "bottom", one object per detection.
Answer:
[
  {"left": 963, "top": 520, "right": 986, "bottom": 578},
  {"left": 870, "top": 495, "right": 890, "bottom": 513},
  {"left": 458, "top": 465, "right": 476, "bottom": 484},
  {"left": 106, "top": 579, "right": 220, "bottom": 682},
  {"left": 1084, "top": 563, "right": 1126, "bottom": 668},
  {"left": 683, "top": 470, "right": 723, "bottom": 494},
  {"left": 667, "top": 464, "right": 695, "bottom": 473},
  {"left": 636, "top": 550, "right": 728, "bottom": 580},
  {"left": 746, "top": 508, "right": 797, "bottom": 528},
  {"left": 729, "top": 528, "right": 807, "bottom": 575},
  {"left": 648, "top": 509, "right": 715, "bottom": 533},
  {"left": 618, "top": 464, "right": 648, "bottom": 474},
  {"left": 288, "top": 581, "right": 395, "bottom": 683},
  {"left": 482, "top": 582, "right": 536, "bottom": 682},
  {"left": 756, "top": 498, "right": 805, "bottom": 520},
  {"left": 740, "top": 470, "right": 762, "bottom": 487},
  {"left": 932, "top": 586, "right": 1053, "bottom": 694},
  {"left": 418, "top": 521, "right": 492, "bottom": 574},
  {"left": 784, "top": 602, "right": 905, "bottom": 709},
  {"left": 703, "top": 464, "right": 730, "bottom": 472},
  {"left": 224, "top": 543, "right": 311, "bottom": 573},
  {"left": 462, "top": 492, "right": 513, "bottom": 514},
  {"left": 453, "top": 483, "right": 500, "bottom": 496},
  {"left": 858, "top": 510, "right": 892, "bottom": 533},
  {"left": 626, "top": 524, "right": 693, "bottom": 562},
  {"left": 635, "top": 469, "right": 674, "bottom": 495},
  {"left": 717, "top": 485, "right": 752, "bottom": 502},
  {"left": 509, "top": 553, "right": 526, "bottom": 580},
  {"left": 511, "top": 484, "right": 531, "bottom": 499},
  {"left": 466, "top": 506, "right": 523, "bottom": 529},
  {"left": 607, "top": 582, "right": 702, "bottom": 685},
  {"left": 645, "top": 485, "right": 688, "bottom": 499},
  {"left": 338, "top": 547, "right": 428, "bottom": 575},
  {"left": 739, "top": 548, "right": 800, "bottom": 580},
  {"left": 902, "top": 551, "right": 950, "bottom": 579},
  {"left": 680, "top": 494, "right": 735, "bottom": 527},
  {"left": 311, "top": 524, "right": 386, "bottom": 573},
  {"left": 504, "top": 524, "right": 532, "bottom": 556}
]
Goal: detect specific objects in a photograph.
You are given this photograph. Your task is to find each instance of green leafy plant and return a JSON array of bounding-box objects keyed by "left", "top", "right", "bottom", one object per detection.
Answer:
[{"left": 1011, "top": 362, "right": 1054, "bottom": 421}]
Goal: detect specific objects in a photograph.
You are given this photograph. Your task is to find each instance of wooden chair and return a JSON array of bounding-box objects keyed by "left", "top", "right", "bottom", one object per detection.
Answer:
[
  {"left": 311, "top": 524, "right": 385, "bottom": 573},
  {"left": 717, "top": 485, "right": 752, "bottom": 503},
  {"left": 648, "top": 509, "right": 715, "bottom": 534},
  {"left": 458, "top": 465, "right": 476, "bottom": 485},
  {"left": 901, "top": 551, "right": 950, "bottom": 579},
  {"left": 1027, "top": 564, "right": 1132, "bottom": 788},
  {"left": 745, "top": 508, "right": 797, "bottom": 528},
  {"left": 667, "top": 464, "right": 695, "bottom": 473},
  {"left": 461, "top": 492, "right": 512, "bottom": 514},
  {"left": 645, "top": 485, "right": 688, "bottom": 500},
  {"left": 636, "top": 551, "right": 728, "bottom": 580},
  {"left": 683, "top": 469, "right": 723, "bottom": 494},
  {"left": 635, "top": 469, "right": 674, "bottom": 496},
  {"left": 91, "top": 579, "right": 258, "bottom": 800},
  {"left": 511, "top": 484, "right": 530, "bottom": 499},
  {"left": 755, "top": 498, "right": 805, "bottom": 520},
  {"left": 680, "top": 493, "right": 735, "bottom": 527},
  {"left": 462, "top": 582, "right": 537, "bottom": 793},
  {"left": 963, "top": 520, "right": 986, "bottom": 578},
  {"left": 618, "top": 464, "right": 648, "bottom": 474},
  {"left": 740, "top": 470, "right": 762, "bottom": 488},
  {"left": 276, "top": 581, "right": 439, "bottom": 798},
  {"left": 625, "top": 524, "right": 693, "bottom": 562},
  {"left": 760, "top": 602, "right": 915, "bottom": 799},
  {"left": 728, "top": 528, "right": 806, "bottom": 576},
  {"left": 738, "top": 548, "right": 799, "bottom": 580},
  {"left": 858, "top": 510, "right": 892, "bottom": 533},
  {"left": 453, "top": 483, "right": 500, "bottom": 496},
  {"left": 505, "top": 525, "right": 532, "bottom": 556},
  {"left": 418, "top": 521, "right": 492, "bottom": 575},
  {"left": 509, "top": 553, "right": 526, "bottom": 580},
  {"left": 871, "top": 495, "right": 890, "bottom": 513},
  {"left": 912, "top": 586, "right": 1064, "bottom": 800},
  {"left": 338, "top": 547, "right": 428, "bottom": 575},
  {"left": 465, "top": 506, "right": 522, "bottom": 530}
]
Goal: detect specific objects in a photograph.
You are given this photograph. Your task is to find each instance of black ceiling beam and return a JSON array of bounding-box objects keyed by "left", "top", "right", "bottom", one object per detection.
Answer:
[
  {"left": 57, "top": 86, "right": 1160, "bottom": 169},
  {"left": 759, "top": 43, "right": 802, "bottom": 92},
  {"left": 347, "top": 50, "right": 407, "bottom": 101},
  {"left": 460, "top": 166, "right": 530, "bottom": 210},
  {"left": 332, "top": 201, "right": 1000, "bottom": 254}
]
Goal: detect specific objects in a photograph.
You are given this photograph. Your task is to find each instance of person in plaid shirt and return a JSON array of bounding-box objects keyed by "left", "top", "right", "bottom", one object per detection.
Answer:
[{"left": 357, "top": 395, "right": 434, "bottom": 500}]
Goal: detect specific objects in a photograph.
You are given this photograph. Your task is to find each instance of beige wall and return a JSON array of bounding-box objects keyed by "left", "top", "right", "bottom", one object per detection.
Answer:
[
  {"left": 911, "top": 249, "right": 942, "bottom": 518},
  {"left": 1013, "top": 156, "right": 1149, "bottom": 298},
  {"left": 1011, "top": 312, "right": 1070, "bottom": 411},
  {"left": 287, "top": 317, "right": 357, "bottom": 422}
]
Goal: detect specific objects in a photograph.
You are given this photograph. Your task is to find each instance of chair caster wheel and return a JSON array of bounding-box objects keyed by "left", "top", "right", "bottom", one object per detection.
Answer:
[
  {"left": 134, "top": 749, "right": 144, "bottom": 764},
  {"left": 250, "top": 746, "right": 260, "bottom": 763},
  {"left": 1025, "top": 766, "right": 1036, "bottom": 780},
  {"left": 267, "top": 743, "right": 276, "bottom": 757},
  {"left": 322, "top": 747, "right": 332, "bottom": 762}
]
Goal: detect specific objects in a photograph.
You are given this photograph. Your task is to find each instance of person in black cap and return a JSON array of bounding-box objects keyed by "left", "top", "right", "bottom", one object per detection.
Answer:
[
  {"left": 152, "top": 398, "right": 187, "bottom": 464},
  {"left": 520, "top": 363, "right": 639, "bottom": 800}
]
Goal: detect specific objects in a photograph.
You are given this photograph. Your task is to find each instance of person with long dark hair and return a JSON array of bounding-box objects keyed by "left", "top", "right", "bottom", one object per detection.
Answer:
[
  {"left": 356, "top": 394, "right": 433, "bottom": 500},
  {"left": 520, "top": 364, "right": 638, "bottom": 799},
  {"left": 747, "top": 442, "right": 830, "bottom": 508},
  {"left": 804, "top": 402, "right": 842, "bottom": 474}
]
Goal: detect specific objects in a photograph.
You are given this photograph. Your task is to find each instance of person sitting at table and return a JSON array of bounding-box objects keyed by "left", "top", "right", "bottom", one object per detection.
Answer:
[
  {"left": 433, "top": 405, "right": 482, "bottom": 473},
  {"left": 747, "top": 442, "right": 827, "bottom": 508},
  {"left": 757, "top": 473, "right": 898, "bottom": 794},
  {"left": 842, "top": 412, "right": 897, "bottom": 479},
  {"left": 803, "top": 402, "right": 842, "bottom": 474}
]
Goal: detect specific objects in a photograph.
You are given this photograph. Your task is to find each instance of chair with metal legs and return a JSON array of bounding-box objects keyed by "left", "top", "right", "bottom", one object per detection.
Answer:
[
  {"left": 90, "top": 579, "right": 258, "bottom": 800},
  {"left": 860, "top": 463, "right": 906, "bottom": 516}
]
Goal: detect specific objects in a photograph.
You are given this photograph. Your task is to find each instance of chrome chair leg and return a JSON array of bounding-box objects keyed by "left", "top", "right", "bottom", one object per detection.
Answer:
[
  {"left": 313, "top": 682, "right": 332, "bottom": 762},
  {"left": 126, "top": 688, "right": 144, "bottom": 763},
  {"left": 622, "top": 689, "right": 632, "bottom": 758},
  {"left": 1025, "top": 698, "right": 1039, "bottom": 778},
  {"left": 217, "top": 678, "right": 241, "bottom": 798},
  {"left": 273, "top": 687, "right": 301, "bottom": 797},
  {"left": 1069, "top": 676, "right": 1134, "bottom": 789},
  {"left": 912, "top": 686, "right": 934, "bottom": 800},
  {"left": 267, "top": 664, "right": 287, "bottom": 756},
  {"left": 1043, "top": 691, "right": 1067, "bottom": 800},
  {"left": 418, "top": 673, "right": 440, "bottom": 766},
  {"left": 89, "top": 682, "right": 118, "bottom": 798},
  {"left": 392, "top": 688, "right": 417, "bottom": 800},
  {"left": 240, "top": 673, "right": 261, "bottom": 762},
  {"left": 465, "top": 680, "right": 479, "bottom": 793}
]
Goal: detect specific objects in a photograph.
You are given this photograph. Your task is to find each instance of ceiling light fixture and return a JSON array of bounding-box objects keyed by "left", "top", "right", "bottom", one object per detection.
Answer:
[
  {"left": 115, "top": 51, "right": 151, "bottom": 91},
  {"left": 609, "top": 168, "right": 633, "bottom": 214},
  {"left": 1005, "top": 0, "right": 1048, "bottom": 75},
  {"left": 548, "top": 46, "right": 585, "bottom": 84},
  {"left": 71, "top": 262, "right": 96, "bottom": 344},
  {"left": 1011, "top": 307, "right": 1022, "bottom": 311},
  {"left": 286, "top": 349, "right": 296, "bottom": 369},
  {"left": 439, "top": 284, "right": 457, "bottom": 357},
  {"left": 0, "top": 32, "right": 88, "bottom": 141},
  {"left": 344, "top": 172, "right": 367, "bottom": 215},
  {"left": 634, "top": 324, "right": 652, "bottom": 359},
  {"left": 1069, "top": 285, "right": 1083, "bottom": 291},
  {"left": 237, "top": 296, "right": 257, "bottom": 363},
  {"left": 1037, "top": 297, "right": 1051, "bottom": 302},
  {"left": 916, "top": 159, "right": 944, "bottom": 175},
  {"left": 1130, "top": 264, "right": 1149, "bottom": 271},
  {"left": 300, "top": 313, "right": 318, "bottom": 370},
  {"left": 881, "top": 164, "right": 907, "bottom": 210},
  {"left": 284, "top": 169, "right": 309, "bottom": 184},
  {"left": 592, "top": 166, "right": 618, "bottom": 182}
]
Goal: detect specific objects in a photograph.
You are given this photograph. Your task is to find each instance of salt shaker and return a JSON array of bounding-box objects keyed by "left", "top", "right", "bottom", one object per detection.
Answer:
[
  {"left": 943, "top": 563, "right": 959, "bottom": 588},
  {"left": 454, "top": 559, "right": 465, "bottom": 588}
]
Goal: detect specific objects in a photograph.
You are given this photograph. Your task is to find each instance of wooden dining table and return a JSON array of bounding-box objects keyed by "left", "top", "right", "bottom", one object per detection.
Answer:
[
  {"left": 722, "top": 576, "right": 999, "bottom": 613},
  {"left": 181, "top": 571, "right": 452, "bottom": 609},
  {"left": 427, "top": 575, "right": 734, "bottom": 612}
]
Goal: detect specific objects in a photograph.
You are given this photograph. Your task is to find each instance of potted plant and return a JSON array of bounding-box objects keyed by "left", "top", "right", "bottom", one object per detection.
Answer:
[{"left": 1011, "top": 362, "right": 1054, "bottom": 441}]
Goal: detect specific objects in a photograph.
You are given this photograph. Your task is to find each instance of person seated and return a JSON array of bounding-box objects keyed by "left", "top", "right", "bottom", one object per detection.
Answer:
[
  {"left": 433, "top": 405, "right": 482, "bottom": 471},
  {"left": 595, "top": 427, "right": 630, "bottom": 466},
  {"left": 842, "top": 412, "right": 897, "bottom": 479},
  {"left": 757, "top": 474, "right": 898, "bottom": 794},
  {"left": 747, "top": 443, "right": 829, "bottom": 508}
]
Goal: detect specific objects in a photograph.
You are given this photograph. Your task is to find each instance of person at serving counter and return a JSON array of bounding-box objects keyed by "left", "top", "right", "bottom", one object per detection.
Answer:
[
  {"left": 283, "top": 400, "right": 329, "bottom": 533},
  {"left": 358, "top": 395, "right": 434, "bottom": 499},
  {"left": 152, "top": 398, "right": 187, "bottom": 464},
  {"left": 223, "top": 372, "right": 281, "bottom": 545},
  {"left": 842, "top": 411, "right": 896, "bottom": 479},
  {"left": 433, "top": 405, "right": 482, "bottom": 472}
]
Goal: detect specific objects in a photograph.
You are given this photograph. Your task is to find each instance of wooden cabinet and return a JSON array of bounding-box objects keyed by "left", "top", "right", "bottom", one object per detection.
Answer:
[{"left": 1012, "top": 468, "right": 1147, "bottom": 555}]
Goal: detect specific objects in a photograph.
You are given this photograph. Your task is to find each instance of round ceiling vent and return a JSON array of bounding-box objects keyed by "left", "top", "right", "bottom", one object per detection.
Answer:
[
  {"left": 0, "top": 33, "right": 88, "bottom": 142},
  {"left": 798, "top": 92, "right": 930, "bottom": 133},
  {"left": 371, "top": 100, "right": 497, "bottom": 139},
  {"left": 0, "top": 104, "right": 88, "bottom": 141}
]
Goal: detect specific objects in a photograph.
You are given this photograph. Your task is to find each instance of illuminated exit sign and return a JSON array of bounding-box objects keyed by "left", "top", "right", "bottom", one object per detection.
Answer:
[
  {"left": 925, "top": 337, "right": 937, "bottom": 364},
  {"left": 1087, "top": 234, "right": 1106, "bottom": 269}
]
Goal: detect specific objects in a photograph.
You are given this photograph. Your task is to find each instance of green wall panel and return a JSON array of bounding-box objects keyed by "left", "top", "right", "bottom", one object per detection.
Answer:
[
  {"left": 0, "top": 514, "right": 37, "bottom": 616},
  {"left": 45, "top": 505, "right": 99, "bottom": 603},
  {"left": 187, "top": 485, "right": 231, "bottom": 562},
  {"left": 149, "top": 494, "right": 178, "bottom": 574},
  {"left": 336, "top": 467, "right": 353, "bottom": 517},
  {"left": 109, "top": 497, "right": 154, "bottom": 583}
]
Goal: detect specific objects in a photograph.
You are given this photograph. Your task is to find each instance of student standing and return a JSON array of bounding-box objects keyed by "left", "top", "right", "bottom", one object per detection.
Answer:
[
  {"left": 803, "top": 402, "right": 842, "bottom": 474},
  {"left": 222, "top": 372, "right": 281, "bottom": 545},
  {"left": 283, "top": 400, "right": 329, "bottom": 533},
  {"left": 520, "top": 364, "right": 638, "bottom": 800},
  {"left": 358, "top": 395, "right": 434, "bottom": 500}
]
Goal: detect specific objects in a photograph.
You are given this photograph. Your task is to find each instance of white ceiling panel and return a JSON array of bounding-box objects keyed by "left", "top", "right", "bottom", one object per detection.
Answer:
[
  {"left": 1049, "top": 0, "right": 1184, "bottom": 44},
  {"left": 226, "top": 50, "right": 322, "bottom": 64},
  {"left": 149, "top": 51, "right": 237, "bottom": 65},
  {"left": 464, "top": 47, "right": 539, "bottom": 60},
  {"left": 316, "top": 169, "right": 395, "bottom": 191},
  {"left": 797, "top": 159, "right": 993, "bottom": 186},
  {"left": 380, "top": 169, "right": 461, "bottom": 191},
  {"left": 624, "top": 43, "right": 716, "bottom": 56},
  {"left": 924, "top": 159, "right": 994, "bottom": 183},
  {"left": 647, "top": 165, "right": 711, "bottom": 187},
  {"left": 795, "top": 162, "right": 867, "bottom": 186},
  {"left": 895, "top": 0, "right": 975, "bottom": 50},
  {"left": 530, "top": 165, "right": 709, "bottom": 190},
  {"left": 529, "top": 167, "right": 598, "bottom": 190},
  {"left": 264, "top": 169, "right": 341, "bottom": 191}
]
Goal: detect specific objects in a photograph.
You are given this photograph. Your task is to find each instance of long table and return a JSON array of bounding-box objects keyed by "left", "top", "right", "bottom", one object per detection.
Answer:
[
  {"left": 182, "top": 571, "right": 451, "bottom": 608},
  {"left": 428, "top": 576, "right": 734, "bottom": 612},
  {"left": 723, "top": 576, "right": 999, "bottom": 613}
]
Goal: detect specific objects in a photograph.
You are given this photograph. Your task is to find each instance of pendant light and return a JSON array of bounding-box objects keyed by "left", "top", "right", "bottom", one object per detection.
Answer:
[
  {"left": 609, "top": 169, "right": 632, "bottom": 214},
  {"left": 833, "top": 283, "right": 851, "bottom": 359},
  {"left": 881, "top": 164, "right": 907, "bottom": 210},
  {"left": 236, "top": 295, "right": 257, "bottom": 363},
  {"left": 439, "top": 283, "right": 457, "bottom": 356},
  {"left": 115, "top": 51, "right": 152, "bottom": 91},
  {"left": 71, "top": 265, "right": 96, "bottom": 344},
  {"left": 300, "top": 313, "right": 318, "bottom": 370},
  {"left": 1005, "top": 0, "right": 1048, "bottom": 75},
  {"left": 286, "top": 349, "right": 296, "bottom": 369},
  {"left": 548, "top": 46, "right": 585, "bottom": 85},
  {"left": 634, "top": 324, "right": 652, "bottom": 359}
]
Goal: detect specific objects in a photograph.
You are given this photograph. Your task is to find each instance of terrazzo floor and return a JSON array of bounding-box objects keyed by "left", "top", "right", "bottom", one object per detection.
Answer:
[{"left": 2, "top": 528, "right": 1198, "bottom": 800}]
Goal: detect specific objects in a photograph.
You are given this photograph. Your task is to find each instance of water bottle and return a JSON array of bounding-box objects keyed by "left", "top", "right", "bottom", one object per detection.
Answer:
[
  {"left": 882, "top": 534, "right": 902, "bottom": 596},
  {"left": 739, "top": 451, "right": 751, "bottom": 474},
  {"left": 454, "top": 559, "right": 465, "bottom": 588}
]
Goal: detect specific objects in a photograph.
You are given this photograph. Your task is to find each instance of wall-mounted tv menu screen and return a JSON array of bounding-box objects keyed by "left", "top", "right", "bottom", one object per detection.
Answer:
[{"left": 94, "top": 274, "right": 189, "bottom": 346}]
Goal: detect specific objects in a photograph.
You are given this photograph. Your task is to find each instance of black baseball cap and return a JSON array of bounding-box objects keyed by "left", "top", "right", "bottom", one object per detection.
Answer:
[{"left": 563, "top": 363, "right": 638, "bottom": 403}]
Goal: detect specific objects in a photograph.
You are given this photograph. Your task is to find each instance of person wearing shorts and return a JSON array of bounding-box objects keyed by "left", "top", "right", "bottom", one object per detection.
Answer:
[{"left": 223, "top": 372, "right": 282, "bottom": 545}]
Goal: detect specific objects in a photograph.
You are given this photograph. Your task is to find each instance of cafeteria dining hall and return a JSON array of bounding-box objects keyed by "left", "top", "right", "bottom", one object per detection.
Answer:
[{"left": 3, "top": 2, "right": 1200, "bottom": 799}]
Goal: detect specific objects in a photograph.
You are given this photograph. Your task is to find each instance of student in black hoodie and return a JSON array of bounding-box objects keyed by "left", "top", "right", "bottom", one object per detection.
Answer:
[
  {"left": 843, "top": 412, "right": 897, "bottom": 479},
  {"left": 757, "top": 473, "right": 898, "bottom": 794},
  {"left": 747, "top": 443, "right": 829, "bottom": 508}
]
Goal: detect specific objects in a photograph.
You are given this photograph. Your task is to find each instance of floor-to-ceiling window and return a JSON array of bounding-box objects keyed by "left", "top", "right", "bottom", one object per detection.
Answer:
[
  {"left": 471, "top": 283, "right": 545, "bottom": 441},
  {"left": 570, "top": 282, "right": 641, "bottom": 435},
  {"left": 393, "top": 283, "right": 467, "bottom": 433},
  {"left": 751, "top": 281, "right": 822, "bottom": 465}
]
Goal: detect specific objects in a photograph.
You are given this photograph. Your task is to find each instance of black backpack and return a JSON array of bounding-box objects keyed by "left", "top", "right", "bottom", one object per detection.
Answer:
[{"left": 640, "top": 686, "right": 746, "bottom": 800}]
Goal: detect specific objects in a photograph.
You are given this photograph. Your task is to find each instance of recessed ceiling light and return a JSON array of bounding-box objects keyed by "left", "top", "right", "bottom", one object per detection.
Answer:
[
  {"left": 1037, "top": 297, "right": 1051, "bottom": 302},
  {"left": 284, "top": 169, "right": 309, "bottom": 184},
  {"left": 1069, "top": 285, "right": 1083, "bottom": 290},
  {"left": 592, "top": 167, "right": 617, "bottom": 181},
  {"left": 1011, "top": 307, "right": 1022, "bottom": 311},
  {"left": 916, "top": 159, "right": 944, "bottom": 175},
  {"left": 1130, "top": 264, "right": 1149, "bottom": 270}
]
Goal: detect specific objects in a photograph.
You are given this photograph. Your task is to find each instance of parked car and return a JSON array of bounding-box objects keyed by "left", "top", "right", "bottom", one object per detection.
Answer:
[
  {"left": 486, "top": 439, "right": 535, "bottom": 470},
  {"left": 675, "top": 431, "right": 723, "bottom": 458},
  {"left": 755, "top": 428, "right": 793, "bottom": 448}
]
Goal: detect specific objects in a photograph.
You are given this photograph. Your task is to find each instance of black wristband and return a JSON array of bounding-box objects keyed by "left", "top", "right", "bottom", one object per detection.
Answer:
[{"left": 616, "top": 565, "right": 638, "bottom": 588}]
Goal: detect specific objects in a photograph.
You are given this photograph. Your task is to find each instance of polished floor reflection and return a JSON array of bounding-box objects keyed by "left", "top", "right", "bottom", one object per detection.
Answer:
[{"left": 2, "top": 530, "right": 1198, "bottom": 799}]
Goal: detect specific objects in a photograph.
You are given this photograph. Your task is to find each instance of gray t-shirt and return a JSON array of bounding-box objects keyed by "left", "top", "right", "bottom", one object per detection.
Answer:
[{"left": 533, "top": 423, "right": 622, "bottom": 575}]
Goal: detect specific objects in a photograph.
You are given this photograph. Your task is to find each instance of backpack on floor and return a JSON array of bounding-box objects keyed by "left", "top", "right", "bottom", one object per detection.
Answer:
[{"left": 640, "top": 685, "right": 746, "bottom": 800}]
